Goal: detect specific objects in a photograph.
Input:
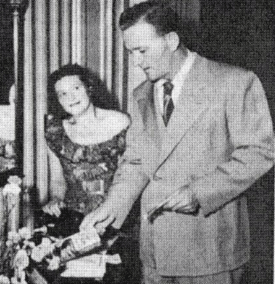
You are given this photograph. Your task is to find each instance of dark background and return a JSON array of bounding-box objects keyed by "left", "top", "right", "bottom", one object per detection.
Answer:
[
  {"left": 0, "top": 3, "right": 13, "bottom": 105},
  {"left": 198, "top": 1, "right": 274, "bottom": 283}
]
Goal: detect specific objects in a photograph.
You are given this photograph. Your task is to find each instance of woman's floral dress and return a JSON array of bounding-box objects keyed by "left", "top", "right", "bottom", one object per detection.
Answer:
[
  {"left": 45, "top": 115, "right": 127, "bottom": 216},
  {"left": 44, "top": 116, "right": 140, "bottom": 284}
]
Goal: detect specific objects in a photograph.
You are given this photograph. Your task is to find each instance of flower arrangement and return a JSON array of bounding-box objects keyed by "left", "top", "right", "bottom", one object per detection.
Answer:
[
  {"left": 0, "top": 176, "right": 121, "bottom": 283},
  {"left": 0, "top": 225, "right": 67, "bottom": 284},
  {"left": 0, "top": 224, "right": 108, "bottom": 283},
  {"left": 0, "top": 228, "right": 33, "bottom": 284}
]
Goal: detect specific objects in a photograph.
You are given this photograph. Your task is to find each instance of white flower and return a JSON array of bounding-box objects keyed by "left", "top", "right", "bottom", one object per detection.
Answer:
[
  {"left": 18, "top": 227, "right": 32, "bottom": 240},
  {"left": 7, "top": 176, "right": 22, "bottom": 186},
  {"left": 14, "top": 269, "right": 26, "bottom": 284},
  {"left": 41, "top": 238, "right": 52, "bottom": 247},
  {"left": 3, "top": 184, "right": 21, "bottom": 197},
  {"left": 31, "top": 246, "right": 47, "bottom": 263},
  {"left": 6, "top": 240, "right": 13, "bottom": 248},
  {"left": 10, "top": 277, "right": 19, "bottom": 284},
  {"left": 34, "top": 225, "right": 47, "bottom": 234},
  {"left": 7, "top": 232, "right": 20, "bottom": 244},
  {"left": 31, "top": 239, "right": 53, "bottom": 263},
  {"left": 28, "top": 241, "right": 36, "bottom": 249},
  {"left": 13, "top": 249, "right": 29, "bottom": 270},
  {"left": 0, "top": 275, "right": 10, "bottom": 284},
  {"left": 47, "top": 256, "right": 60, "bottom": 271}
]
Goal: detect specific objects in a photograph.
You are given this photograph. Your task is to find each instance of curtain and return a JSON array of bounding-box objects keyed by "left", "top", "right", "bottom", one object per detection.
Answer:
[{"left": 22, "top": 0, "right": 128, "bottom": 223}]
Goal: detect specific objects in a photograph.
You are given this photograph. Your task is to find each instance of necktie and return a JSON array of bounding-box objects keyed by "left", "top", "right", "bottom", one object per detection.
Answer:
[{"left": 162, "top": 81, "right": 174, "bottom": 126}]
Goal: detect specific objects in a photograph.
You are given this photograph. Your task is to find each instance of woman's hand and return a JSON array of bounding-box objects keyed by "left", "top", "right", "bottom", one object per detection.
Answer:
[{"left": 42, "top": 198, "right": 66, "bottom": 217}]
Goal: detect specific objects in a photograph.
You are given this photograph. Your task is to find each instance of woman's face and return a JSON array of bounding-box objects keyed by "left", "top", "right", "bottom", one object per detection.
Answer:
[{"left": 54, "top": 75, "right": 91, "bottom": 117}]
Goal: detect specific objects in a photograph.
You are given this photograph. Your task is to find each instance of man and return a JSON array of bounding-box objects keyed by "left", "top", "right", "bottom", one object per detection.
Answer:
[{"left": 80, "top": 2, "right": 274, "bottom": 283}]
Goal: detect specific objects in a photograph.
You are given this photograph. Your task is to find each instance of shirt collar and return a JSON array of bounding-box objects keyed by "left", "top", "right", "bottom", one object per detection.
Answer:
[
  {"left": 172, "top": 50, "right": 196, "bottom": 88},
  {"left": 154, "top": 50, "right": 197, "bottom": 113}
]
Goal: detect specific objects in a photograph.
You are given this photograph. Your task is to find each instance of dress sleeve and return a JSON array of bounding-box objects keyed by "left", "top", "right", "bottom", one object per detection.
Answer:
[{"left": 44, "top": 115, "right": 63, "bottom": 156}]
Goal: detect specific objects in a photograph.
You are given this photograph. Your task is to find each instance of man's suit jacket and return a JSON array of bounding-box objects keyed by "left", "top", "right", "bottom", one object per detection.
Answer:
[{"left": 112, "top": 54, "right": 274, "bottom": 276}]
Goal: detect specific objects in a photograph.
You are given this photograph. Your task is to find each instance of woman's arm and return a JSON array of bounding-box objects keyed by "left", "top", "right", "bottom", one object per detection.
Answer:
[
  {"left": 48, "top": 148, "right": 67, "bottom": 200},
  {"left": 43, "top": 148, "right": 67, "bottom": 216}
]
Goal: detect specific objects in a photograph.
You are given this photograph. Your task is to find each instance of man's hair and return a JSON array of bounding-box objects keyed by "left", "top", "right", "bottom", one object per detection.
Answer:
[{"left": 119, "top": 1, "right": 181, "bottom": 37}]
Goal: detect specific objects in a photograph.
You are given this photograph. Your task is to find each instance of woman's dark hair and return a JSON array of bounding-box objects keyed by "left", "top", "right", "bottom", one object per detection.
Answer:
[
  {"left": 119, "top": 1, "right": 181, "bottom": 38},
  {"left": 47, "top": 64, "right": 119, "bottom": 118}
]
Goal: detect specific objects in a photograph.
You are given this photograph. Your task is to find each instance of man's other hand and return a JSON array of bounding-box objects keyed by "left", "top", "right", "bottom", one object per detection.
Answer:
[{"left": 162, "top": 187, "right": 199, "bottom": 214}]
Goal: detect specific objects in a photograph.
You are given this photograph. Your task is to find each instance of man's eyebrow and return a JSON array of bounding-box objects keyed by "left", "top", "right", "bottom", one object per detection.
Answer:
[{"left": 124, "top": 46, "right": 145, "bottom": 52}]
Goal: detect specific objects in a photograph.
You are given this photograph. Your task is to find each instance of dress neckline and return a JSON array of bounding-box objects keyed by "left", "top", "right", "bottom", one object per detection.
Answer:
[{"left": 61, "top": 120, "right": 127, "bottom": 148}]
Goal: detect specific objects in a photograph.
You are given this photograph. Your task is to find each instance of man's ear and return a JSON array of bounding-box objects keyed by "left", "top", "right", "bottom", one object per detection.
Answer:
[{"left": 164, "top": 32, "right": 180, "bottom": 52}]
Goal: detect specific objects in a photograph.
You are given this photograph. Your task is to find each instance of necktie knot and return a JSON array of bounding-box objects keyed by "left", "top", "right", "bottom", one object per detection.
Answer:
[
  {"left": 163, "top": 81, "right": 174, "bottom": 97},
  {"left": 162, "top": 81, "right": 174, "bottom": 126}
]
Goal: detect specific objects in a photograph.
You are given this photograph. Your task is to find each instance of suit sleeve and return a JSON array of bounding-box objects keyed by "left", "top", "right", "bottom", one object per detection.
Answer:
[
  {"left": 192, "top": 74, "right": 274, "bottom": 216},
  {"left": 105, "top": 93, "right": 150, "bottom": 228}
]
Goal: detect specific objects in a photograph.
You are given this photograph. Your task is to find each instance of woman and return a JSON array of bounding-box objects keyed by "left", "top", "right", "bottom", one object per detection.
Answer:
[
  {"left": 43, "top": 64, "right": 129, "bottom": 219},
  {"left": 39, "top": 64, "right": 139, "bottom": 283}
]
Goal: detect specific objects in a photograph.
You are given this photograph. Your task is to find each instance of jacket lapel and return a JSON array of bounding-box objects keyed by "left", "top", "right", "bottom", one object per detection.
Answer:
[
  {"left": 135, "top": 81, "right": 161, "bottom": 147},
  {"left": 158, "top": 55, "right": 211, "bottom": 163}
]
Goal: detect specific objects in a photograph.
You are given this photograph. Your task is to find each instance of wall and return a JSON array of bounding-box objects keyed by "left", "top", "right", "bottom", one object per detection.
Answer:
[{"left": 200, "top": 1, "right": 274, "bottom": 283}]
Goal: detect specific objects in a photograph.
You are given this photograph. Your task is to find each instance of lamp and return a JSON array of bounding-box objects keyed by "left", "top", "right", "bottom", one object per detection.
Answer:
[
  {"left": 9, "top": 0, "right": 26, "bottom": 8},
  {"left": 9, "top": 0, "right": 28, "bottom": 13},
  {"left": 9, "top": 0, "right": 28, "bottom": 179}
]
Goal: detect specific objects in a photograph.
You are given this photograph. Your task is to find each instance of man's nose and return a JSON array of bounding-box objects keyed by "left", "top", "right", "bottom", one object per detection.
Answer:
[{"left": 132, "top": 53, "right": 143, "bottom": 67}]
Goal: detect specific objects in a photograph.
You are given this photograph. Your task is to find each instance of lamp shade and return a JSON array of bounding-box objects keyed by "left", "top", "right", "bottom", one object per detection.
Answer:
[
  {"left": 10, "top": 0, "right": 24, "bottom": 5},
  {"left": 9, "top": 0, "right": 27, "bottom": 9}
]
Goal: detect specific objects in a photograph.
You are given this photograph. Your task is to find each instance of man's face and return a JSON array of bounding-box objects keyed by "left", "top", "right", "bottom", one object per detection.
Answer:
[{"left": 123, "top": 21, "right": 174, "bottom": 82}]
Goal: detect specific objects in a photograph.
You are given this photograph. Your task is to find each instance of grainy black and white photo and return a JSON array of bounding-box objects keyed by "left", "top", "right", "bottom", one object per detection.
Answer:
[{"left": 0, "top": 1, "right": 274, "bottom": 284}]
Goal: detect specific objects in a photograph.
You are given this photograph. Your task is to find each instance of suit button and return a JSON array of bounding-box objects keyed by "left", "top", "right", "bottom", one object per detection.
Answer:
[{"left": 153, "top": 175, "right": 162, "bottom": 181}]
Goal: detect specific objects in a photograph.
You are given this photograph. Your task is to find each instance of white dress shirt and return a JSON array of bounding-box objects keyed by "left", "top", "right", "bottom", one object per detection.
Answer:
[{"left": 154, "top": 50, "right": 197, "bottom": 115}]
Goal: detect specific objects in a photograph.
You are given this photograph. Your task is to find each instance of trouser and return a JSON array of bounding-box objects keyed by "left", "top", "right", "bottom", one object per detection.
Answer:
[{"left": 142, "top": 265, "right": 245, "bottom": 284}]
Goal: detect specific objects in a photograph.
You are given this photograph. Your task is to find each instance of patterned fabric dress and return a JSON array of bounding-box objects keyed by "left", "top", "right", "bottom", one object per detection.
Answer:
[
  {"left": 44, "top": 116, "right": 141, "bottom": 284},
  {"left": 45, "top": 115, "right": 127, "bottom": 216}
]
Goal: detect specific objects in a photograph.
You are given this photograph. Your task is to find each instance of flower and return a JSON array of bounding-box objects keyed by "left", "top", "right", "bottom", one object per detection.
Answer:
[
  {"left": 5, "top": 240, "right": 13, "bottom": 248},
  {"left": 18, "top": 228, "right": 31, "bottom": 241},
  {"left": 7, "top": 232, "right": 20, "bottom": 244},
  {"left": 13, "top": 250, "right": 29, "bottom": 270},
  {"left": 10, "top": 277, "right": 19, "bottom": 284},
  {"left": 2, "top": 176, "right": 22, "bottom": 197},
  {"left": 7, "top": 177, "right": 21, "bottom": 186},
  {"left": 40, "top": 238, "right": 52, "bottom": 248},
  {"left": 33, "top": 226, "right": 47, "bottom": 234},
  {"left": 31, "top": 246, "right": 49, "bottom": 263},
  {"left": 2, "top": 184, "right": 21, "bottom": 197},
  {"left": 31, "top": 238, "right": 54, "bottom": 263},
  {"left": 47, "top": 256, "right": 60, "bottom": 271},
  {"left": 0, "top": 275, "right": 10, "bottom": 284}
]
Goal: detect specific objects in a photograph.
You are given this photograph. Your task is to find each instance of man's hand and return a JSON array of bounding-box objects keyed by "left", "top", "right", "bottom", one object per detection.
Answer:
[
  {"left": 147, "top": 186, "right": 199, "bottom": 222},
  {"left": 162, "top": 187, "right": 199, "bottom": 214},
  {"left": 79, "top": 201, "right": 117, "bottom": 234}
]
